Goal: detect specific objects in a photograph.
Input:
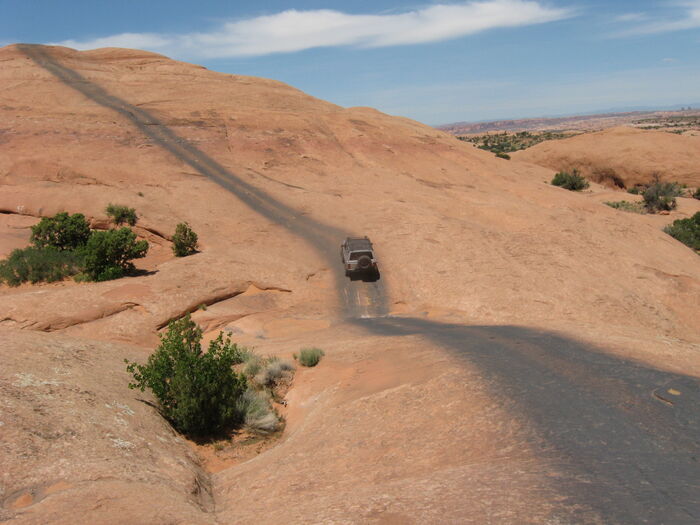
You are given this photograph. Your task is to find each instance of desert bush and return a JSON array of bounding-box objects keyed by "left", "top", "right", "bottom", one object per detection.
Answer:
[
  {"left": 253, "top": 358, "right": 295, "bottom": 387},
  {"left": 125, "top": 316, "right": 248, "bottom": 436},
  {"left": 551, "top": 170, "right": 589, "bottom": 191},
  {"left": 106, "top": 204, "right": 138, "bottom": 226},
  {"left": 236, "top": 389, "right": 280, "bottom": 433},
  {"left": 693, "top": 188, "right": 700, "bottom": 200},
  {"left": 297, "top": 347, "right": 325, "bottom": 367},
  {"left": 603, "top": 201, "right": 646, "bottom": 214},
  {"left": 643, "top": 177, "right": 682, "bottom": 212},
  {"left": 495, "top": 152, "right": 511, "bottom": 160},
  {"left": 83, "top": 227, "right": 148, "bottom": 281},
  {"left": 30, "top": 212, "right": 91, "bottom": 251},
  {"left": 0, "top": 247, "right": 83, "bottom": 286},
  {"left": 172, "top": 222, "right": 198, "bottom": 257},
  {"left": 663, "top": 212, "right": 700, "bottom": 252},
  {"left": 627, "top": 185, "right": 645, "bottom": 195}
]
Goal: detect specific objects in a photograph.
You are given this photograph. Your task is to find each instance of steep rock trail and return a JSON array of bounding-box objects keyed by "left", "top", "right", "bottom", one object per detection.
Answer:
[
  {"left": 17, "top": 43, "right": 389, "bottom": 321},
  {"left": 17, "top": 45, "right": 700, "bottom": 523}
]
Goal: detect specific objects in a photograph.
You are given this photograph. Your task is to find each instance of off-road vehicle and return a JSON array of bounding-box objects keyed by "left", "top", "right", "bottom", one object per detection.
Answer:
[{"left": 340, "top": 236, "right": 378, "bottom": 278}]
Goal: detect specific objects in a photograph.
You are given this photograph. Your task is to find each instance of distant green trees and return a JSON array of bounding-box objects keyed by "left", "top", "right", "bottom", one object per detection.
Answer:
[
  {"left": 83, "top": 227, "right": 148, "bottom": 281},
  {"left": 172, "top": 222, "right": 198, "bottom": 257},
  {"left": 664, "top": 212, "right": 700, "bottom": 252},
  {"left": 106, "top": 204, "right": 138, "bottom": 226},
  {"left": 0, "top": 207, "right": 148, "bottom": 286},
  {"left": 551, "top": 170, "right": 590, "bottom": 191},
  {"left": 30, "top": 212, "right": 91, "bottom": 250},
  {"left": 459, "top": 130, "right": 572, "bottom": 155},
  {"left": 643, "top": 176, "right": 683, "bottom": 212}
]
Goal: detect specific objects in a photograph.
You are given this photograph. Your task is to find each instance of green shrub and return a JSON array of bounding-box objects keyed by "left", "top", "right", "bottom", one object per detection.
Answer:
[
  {"left": 495, "top": 152, "right": 511, "bottom": 160},
  {"left": 0, "top": 246, "right": 83, "bottom": 286},
  {"left": 603, "top": 201, "right": 646, "bottom": 214},
  {"left": 643, "top": 177, "right": 682, "bottom": 212},
  {"left": 664, "top": 212, "right": 700, "bottom": 252},
  {"left": 83, "top": 227, "right": 148, "bottom": 281},
  {"left": 30, "top": 212, "right": 91, "bottom": 250},
  {"left": 551, "top": 170, "right": 589, "bottom": 191},
  {"left": 106, "top": 204, "right": 138, "bottom": 226},
  {"left": 693, "top": 188, "right": 700, "bottom": 200},
  {"left": 297, "top": 347, "right": 325, "bottom": 367},
  {"left": 627, "top": 186, "right": 645, "bottom": 195},
  {"left": 125, "top": 315, "right": 248, "bottom": 436},
  {"left": 172, "top": 222, "right": 198, "bottom": 257}
]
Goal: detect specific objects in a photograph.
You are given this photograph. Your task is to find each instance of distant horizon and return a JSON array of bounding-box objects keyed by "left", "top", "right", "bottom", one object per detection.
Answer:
[
  {"left": 435, "top": 103, "right": 700, "bottom": 127},
  {"left": 3, "top": 1, "right": 700, "bottom": 125}
]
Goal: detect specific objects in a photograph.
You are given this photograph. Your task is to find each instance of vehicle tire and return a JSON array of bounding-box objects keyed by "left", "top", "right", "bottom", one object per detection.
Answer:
[{"left": 357, "top": 255, "right": 371, "bottom": 270}]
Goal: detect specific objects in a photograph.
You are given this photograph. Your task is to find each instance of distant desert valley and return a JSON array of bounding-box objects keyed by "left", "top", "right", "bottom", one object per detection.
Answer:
[{"left": 1, "top": 44, "right": 699, "bottom": 524}]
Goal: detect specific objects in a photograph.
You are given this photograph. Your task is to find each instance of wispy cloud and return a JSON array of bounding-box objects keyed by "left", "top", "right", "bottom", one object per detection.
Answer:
[
  {"left": 53, "top": 1, "right": 573, "bottom": 58},
  {"left": 614, "top": 0, "right": 700, "bottom": 36}
]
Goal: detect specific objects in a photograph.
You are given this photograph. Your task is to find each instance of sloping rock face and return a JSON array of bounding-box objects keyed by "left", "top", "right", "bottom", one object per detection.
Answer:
[
  {"left": 1, "top": 45, "right": 699, "bottom": 523},
  {"left": 0, "top": 329, "right": 214, "bottom": 524},
  {"left": 512, "top": 126, "right": 700, "bottom": 188}
]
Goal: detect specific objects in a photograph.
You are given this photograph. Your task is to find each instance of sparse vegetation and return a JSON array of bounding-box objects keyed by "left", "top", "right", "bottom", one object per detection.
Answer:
[
  {"left": 693, "top": 188, "right": 700, "bottom": 200},
  {"left": 664, "top": 212, "right": 700, "bottom": 252},
  {"left": 459, "top": 130, "right": 574, "bottom": 154},
  {"left": 604, "top": 201, "right": 646, "bottom": 214},
  {"left": 236, "top": 389, "right": 280, "bottom": 433},
  {"left": 627, "top": 185, "right": 646, "bottom": 195},
  {"left": 82, "top": 227, "right": 148, "bottom": 281},
  {"left": 551, "top": 170, "right": 590, "bottom": 191},
  {"left": 643, "top": 175, "right": 682, "bottom": 213},
  {"left": 106, "top": 204, "right": 138, "bottom": 226},
  {"left": 0, "top": 247, "right": 84, "bottom": 286},
  {"left": 236, "top": 351, "right": 295, "bottom": 433},
  {"left": 297, "top": 347, "right": 325, "bottom": 367},
  {"left": 172, "top": 222, "right": 198, "bottom": 257},
  {"left": 125, "top": 315, "right": 248, "bottom": 436},
  {"left": 495, "top": 152, "right": 511, "bottom": 160},
  {"left": 0, "top": 210, "right": 153, "bottom": 286},
  {"left": 30, "top": 212, "right": 91, "bottom": 251}
]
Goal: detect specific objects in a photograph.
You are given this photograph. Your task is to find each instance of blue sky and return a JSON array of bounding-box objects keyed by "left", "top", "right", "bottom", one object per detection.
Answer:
[{"left": 2, "top": 0, "right": 700, "bottom": 124}]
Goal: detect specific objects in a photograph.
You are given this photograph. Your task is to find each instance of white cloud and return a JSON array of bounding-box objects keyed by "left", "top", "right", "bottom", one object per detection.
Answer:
[
  {"left": 51, "top": 1, "right": 573, "bottom": 58},
  {"left": 614, "top": 0, "right": 700, "bottom": 36},
  {"left": 614, "top": 13, "right": 648, "bottom": 23}
]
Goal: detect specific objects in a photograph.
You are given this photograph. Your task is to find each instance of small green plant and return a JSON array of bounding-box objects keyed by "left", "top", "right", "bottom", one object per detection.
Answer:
[
  {"left": 495, "top": 152, "right": 511, "bottom": 160},
  {"left": 297, "top": 347, "right": 325, "bottom": 367},
  {"left": 30, "top": 212, "right": 91, "bottom": 251},
  {"left": 0, "top": 247, "right": 83, "bottom": 286},
  {"left": 106, "top": 204, "right": 138, "bottom": 226},
  {"left": 664, "top": 212, "right": 700, "bottom": 252},
  {"left": 551, "top": 170, "right": 589, "bottom": 191},
  {"left": 172, "top": 222, "right": 198, "bottom": 257},
  {"left": 693, "top": 188, "right": 700, "bottom": 200},
  {"left": 603, "top": 201, "right": 646, "bottom": 214},
  {"left": 83, "top": 227, "right": 148, "bottom": 281},
  {"left": 125, "top": 315, "right": 248, "bottom": 436},
  {"left": 643, "top": 176, "right": 682, "bottom": 212},
  {"left": 627, "top": 185, "right": 645, "bottom": 195}
]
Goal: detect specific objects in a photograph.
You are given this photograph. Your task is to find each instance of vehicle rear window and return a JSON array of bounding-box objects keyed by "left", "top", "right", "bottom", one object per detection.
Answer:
[{"left": 349, "top": 251, "right": 372, "bottom": 260}]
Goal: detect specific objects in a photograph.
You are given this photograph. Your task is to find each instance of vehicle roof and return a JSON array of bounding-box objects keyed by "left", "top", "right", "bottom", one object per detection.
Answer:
[{"left": 345, "top": 237, "right": 373, "bottom": 251}]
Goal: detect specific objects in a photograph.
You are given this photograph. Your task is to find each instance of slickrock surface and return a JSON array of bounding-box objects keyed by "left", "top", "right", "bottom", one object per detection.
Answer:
[
  {"left": 1, "top": 44, "right": 699, "bottom": 524},
  {"left": 512, "top": 126, "right": 700, "bottom": 187}
]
